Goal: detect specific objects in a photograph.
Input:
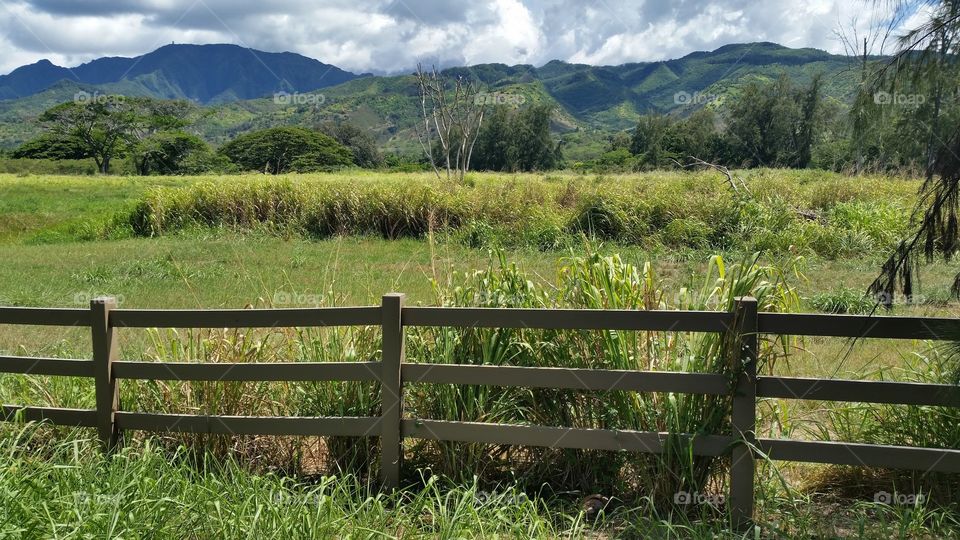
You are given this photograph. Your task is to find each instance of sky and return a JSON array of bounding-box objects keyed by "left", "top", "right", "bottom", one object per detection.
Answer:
[{"left": 0, "top": 0, "right": 928, "bottom": 76}]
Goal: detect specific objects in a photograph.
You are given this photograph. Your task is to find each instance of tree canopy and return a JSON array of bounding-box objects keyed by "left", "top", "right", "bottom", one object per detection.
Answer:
[{"left": 218, "top": 127, "right": 353, "bottom": 174}]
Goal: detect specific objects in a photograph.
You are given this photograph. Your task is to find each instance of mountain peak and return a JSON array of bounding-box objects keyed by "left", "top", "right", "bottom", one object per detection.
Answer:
[{"left": 0, "top": 43, "right": 359, "bottom": 103}]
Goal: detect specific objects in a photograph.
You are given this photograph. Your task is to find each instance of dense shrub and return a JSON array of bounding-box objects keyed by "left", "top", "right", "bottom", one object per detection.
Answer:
[{"left": 0, "top": 157, "right": 98, "bottom": 175}]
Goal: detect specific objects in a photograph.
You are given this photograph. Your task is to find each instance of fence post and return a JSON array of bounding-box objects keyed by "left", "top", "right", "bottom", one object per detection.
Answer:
[
  {"left": 730, "top": 296, "right": 757, "bottom": 531},
  {"left": 380, "top": 293, "right": 405, "bottom": 489},
  {"left": 91, "top": 297, "right": 120, "bottom": 453}
]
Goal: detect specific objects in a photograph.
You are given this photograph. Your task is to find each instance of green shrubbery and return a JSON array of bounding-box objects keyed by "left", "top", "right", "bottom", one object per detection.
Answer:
[
  {"left": 0, "top": 157, "right": 98, "bottom": 175},
  {"left": 125, "top": 171, "right": 915, "bottom": 258}
]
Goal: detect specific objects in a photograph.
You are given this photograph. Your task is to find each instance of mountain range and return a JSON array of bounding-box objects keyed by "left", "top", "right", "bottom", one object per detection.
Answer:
[
  {"left": 0, "top": 43, "right": 359, "bottom": 103},
  {"left": 0, "top": 42, "right": 864, "bottom": 156}
]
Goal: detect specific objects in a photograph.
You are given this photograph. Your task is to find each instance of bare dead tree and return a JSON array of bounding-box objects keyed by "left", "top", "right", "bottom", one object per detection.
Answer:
[
  {"left": 414, "top": 64, "right": 486, "bottom": 182},
  {"left": 835, "top": 11, "right": 901, "bottom": 174}
]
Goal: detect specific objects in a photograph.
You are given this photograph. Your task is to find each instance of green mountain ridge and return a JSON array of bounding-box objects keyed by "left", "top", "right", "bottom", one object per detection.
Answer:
[{"left": 0, "top": 42, "right": 864, "bottom": 155}]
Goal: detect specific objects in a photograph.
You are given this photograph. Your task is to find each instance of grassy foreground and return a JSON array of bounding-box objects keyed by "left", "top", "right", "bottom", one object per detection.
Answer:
[
  {"left": 1, "top": 170, "right": 959, "bottom": 537},
  {"left": 4, "top": 425, "right": 957, "bottom": 539}
]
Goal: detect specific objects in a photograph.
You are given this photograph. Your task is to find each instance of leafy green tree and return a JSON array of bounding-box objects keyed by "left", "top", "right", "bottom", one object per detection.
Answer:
[
  {"left": 318, "top": 122, "right": 383, "bottom": 168},
  {"left": 673, "top": 108, "right": 722, "bottom": 163},
  {"left": 865, "top": 0, "right": 960, "bottom": 304},
  {"left": 218, "top": 127, "right": 353, "bottom": 174},
  {"left": 37, "top": 97, "right": 198, "bottom": 174},
  {"left": 724, "top": 74, "right": 825, "bottom": 168},
  {"left": 507, "top": 104, "right": 562, "bottom": 171},
  {"left": 630, "top": 114, "right": 679, "bottom": 168},
  {"left": 626, "top": 110, "right": 722, "bottom": 169},
  {"left": 12, "top": 133, "right": 90, "bottom": 160},
  {"left": 465, "top": 104, "right": 561, "bottom": 172},
  {"left": 131, "top": 131, "right": 212, "bottom": 175},
  {"left": 726, "top": 75, "right": 793, "bottom": 166},
  {"left": 471, "top": 106, "right": 511, "bottom": 171},
  {"left": 794, "top": 74, "right": 823, "bottom": 168},
  {"left": 606, "top": 131, "right": 632, "bottom": 152},
  {"left": 40, "top": 98, "right": 135, "bottom": 173}
]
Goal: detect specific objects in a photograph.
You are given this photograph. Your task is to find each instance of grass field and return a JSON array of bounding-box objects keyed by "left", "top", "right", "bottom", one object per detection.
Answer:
[{"left": 1, "top": 170, "right": 959, "bottom": 537}]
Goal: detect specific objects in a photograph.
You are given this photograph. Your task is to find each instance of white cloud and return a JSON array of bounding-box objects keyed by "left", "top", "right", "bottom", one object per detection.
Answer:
[{"left": 0, "top": 0, "right": 929, "bottom": 75}]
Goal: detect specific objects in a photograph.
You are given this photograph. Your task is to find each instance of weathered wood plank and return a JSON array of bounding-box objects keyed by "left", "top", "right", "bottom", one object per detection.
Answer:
[
  {"left": 114, "top": 412, "right": 381, "bottom": 436},
  {"left": 758, "top": 313, "right": 960, "bottom": 340},
  {"left": 92, "top": 298, "right": 120, "bottom": 452},
  {"left": 758, "top": 376, "right": 960, "bottom": 407},
  {"left": 731, "top": 297, "right": 758, "bottom": 530},
  {"left": 380, "top": 293, "right": 405, "bottom": 489},
  {"left": 0, "top": 307, "right": 89, "bottom": 327},
  {"left": 1, "top": 405, "right": 97, "bottom": 427},
  {"left": 0, "top": 356, "right": 94, "bottom": 377},
  {"left": 403, "top": 307, "right": 733, "bottom": 332},
  {"left": 111, "top": 307, "right": 381, "bottom": 328},
  {"left": 401, "top": 419, "right": 732, "bottom": 455},
  {"left": 112, "top": 361, "right": 381, "bottom": 382},
  {"left": 402, "top": 364, "right": 730, "bottom": 394},
  {"left": 759, "top": 438, "right": 960, "bottom": 473}
]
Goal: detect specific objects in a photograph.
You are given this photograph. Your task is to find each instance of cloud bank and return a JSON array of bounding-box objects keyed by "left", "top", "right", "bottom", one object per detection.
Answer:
[{"left": 0, "top": 0, "right": 919, "bottom": 75}]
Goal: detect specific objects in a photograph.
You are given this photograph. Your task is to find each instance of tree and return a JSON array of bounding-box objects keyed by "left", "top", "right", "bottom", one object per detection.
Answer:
[
  {"left": 724, "top": 74, "right": 825, "bottom": 168},
  {"left": 626, "top": 110, "right": 722, "bottom": 169},
  {"left": 630, "top": 114, "right": 679, "bottom": 169},
  {"left": 794, "top": 74, "right": 823, "bottom": 168},
  {"left": 507, "top": 104, "right": 562, "bottom": 171},
  {"left": 40, "top": 98, "right": 135, "bottom": 173},
  {"left": 674, "top": 108, "right": 722, "bottom": 163},
  {"left": 471, "top": 106, "right": 511, "bottom": 171},
  {"left": 470, "top": 104, "right": 561, "bottom": 172},
  {"left": 867, "top": 0, "right": 960, "bottom": 305},
  {"left": 318, "top": 122, "right": 383, "bottom": 168},
  {"left": 414, "top": 64, "right": 486, "bottom": 181},
  {"left": 130, "top": 131, "right": 212, "bottom": 175},
  {"left": 218, "top": 127, "right": 353, "bottom": 174},
  {"left": 37, "top": 97, "right": 198, "bottom": 174},
  {"left": 12, "top": 133, "right": 90, "bottom": 160}
]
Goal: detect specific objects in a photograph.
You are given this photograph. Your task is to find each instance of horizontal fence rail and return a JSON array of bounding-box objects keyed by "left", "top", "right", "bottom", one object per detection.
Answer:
[
  {"left": 0, "top": 356, "right": 93, "bottom": 377},
  {"left": 758, "top": 312, "right": 960, "bottom": 340},
  {"left": 112, "top": 361, "right": 381, "bottom": 382},
  {"left": 401, "top": 419, "right": 734, "bottom": 455},
  {"left": 115, "top": 412, "right": 381, "bottom": 437},
  {"left": 402, "top": 364, "right": 731, "bottom": 394},
  {"left": 111, "top": 306, "right": 381, "bottom": 328},
  {"left": 0, "top": 307, "right": 90, "bottom": 326},
  {"left": 1, "top": 296, "right": 959, "bottom": 530},
  {"left": 404, "top": 306, "right": 735, "bottom": 332}
]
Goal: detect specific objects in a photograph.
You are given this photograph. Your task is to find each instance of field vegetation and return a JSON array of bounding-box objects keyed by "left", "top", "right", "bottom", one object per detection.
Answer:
[{"left": 0, "top": 170, "right": 958, "bottom": 536}]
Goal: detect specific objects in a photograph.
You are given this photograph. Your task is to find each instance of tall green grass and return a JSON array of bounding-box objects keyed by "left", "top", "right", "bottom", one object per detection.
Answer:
[
  {"left": 2, "top": 423, "right": 955, "bottom": 538},
  {"left": 401, "top": 251, "right": 799, "bottom": 504},
  {"left": 80, "top": 250, "right": 795, "bottom": 510},
  {"left": 0, "top": 425, "right": 580, "bottom": 538},
  {"left": 816, "top": 342, "right": 960, "bottom": 505},
  {"left": 124, "top": 171, "right": 915, "bottom": 257}
]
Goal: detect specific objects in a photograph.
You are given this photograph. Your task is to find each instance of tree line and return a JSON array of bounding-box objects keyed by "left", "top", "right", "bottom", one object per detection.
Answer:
[
  {"left": 591, "top": 69, "right": 950, "bottom": 175},
  {"left": 11, "top": 88, "right": 561, "bottom": 176},
  {"left": 11, "top": 96, "right": 389, "bottom": 175}
]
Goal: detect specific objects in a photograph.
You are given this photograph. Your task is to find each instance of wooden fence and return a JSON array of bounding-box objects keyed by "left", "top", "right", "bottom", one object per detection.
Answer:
[{"left": 2, "top": 294, "right": 960, "bottom": 529}]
